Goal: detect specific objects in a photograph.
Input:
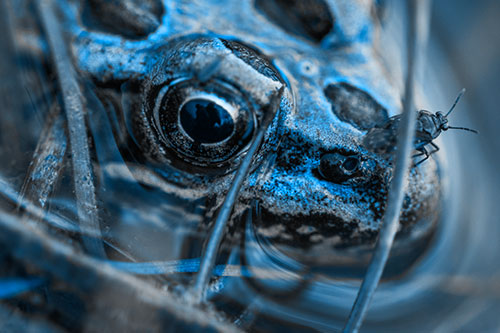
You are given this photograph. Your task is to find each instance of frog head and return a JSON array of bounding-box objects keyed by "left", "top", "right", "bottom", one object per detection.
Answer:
[{"left": 69, "top": 0, "right": 442, "bottom": 270}]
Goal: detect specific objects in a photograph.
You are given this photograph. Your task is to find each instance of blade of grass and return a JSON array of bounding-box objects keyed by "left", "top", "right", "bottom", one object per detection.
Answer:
[
  {"left": 343, "top": 0, "right": 431, "bottom": 331},
  {"left": 37, "top": 0, "right": 105, "bottom": 257},
  {"left": 191, "top": 87, "right": 284, "bottom": 303}
]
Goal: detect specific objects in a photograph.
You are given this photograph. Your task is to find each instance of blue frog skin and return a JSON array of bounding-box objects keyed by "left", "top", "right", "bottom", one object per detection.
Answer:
[
  {"left": 58, "top": 0, "right": 442, "bottom": 267},
  {"left": 5, "top": 1, "right": 498, "bottom": 331}
]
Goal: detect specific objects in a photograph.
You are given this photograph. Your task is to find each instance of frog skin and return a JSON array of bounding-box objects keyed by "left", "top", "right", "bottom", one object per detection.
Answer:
[{"left": 62, "top": 0, "right": 442, "bottom": 264}]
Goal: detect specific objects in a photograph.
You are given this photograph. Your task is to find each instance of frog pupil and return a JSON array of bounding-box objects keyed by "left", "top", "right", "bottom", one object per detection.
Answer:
[
  {"left": 179, "top": 99, "right": 234, "bottom": 143},
  {"left": 342, "top": 157, "right": 359, "bottom": 172}
]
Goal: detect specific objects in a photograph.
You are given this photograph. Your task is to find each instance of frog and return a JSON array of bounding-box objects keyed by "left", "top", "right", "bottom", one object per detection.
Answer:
[{"left": 61, "top": 0, "right": 442, "bottom": 271}]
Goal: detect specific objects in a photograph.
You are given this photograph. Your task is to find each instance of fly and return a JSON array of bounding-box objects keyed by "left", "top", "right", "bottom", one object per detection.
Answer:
[{"left": 362, "top": 88, "right": 478, "bottom": 165}]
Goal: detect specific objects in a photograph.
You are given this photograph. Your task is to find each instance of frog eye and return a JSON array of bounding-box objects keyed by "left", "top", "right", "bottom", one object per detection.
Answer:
[
  {"left": 125, "top": 36, "right": 286, "bottom": 174},
  {"left": 151, "top": 79, "right": 255, "bottom": 168}
]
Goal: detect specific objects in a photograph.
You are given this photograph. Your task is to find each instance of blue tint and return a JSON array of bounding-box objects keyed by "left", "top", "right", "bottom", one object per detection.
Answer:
[
  {"left": 109, "top": 258, "right": 201, "bottom": 275},
  {"left": 0, "top": 278, "right": 44, "bottom": 299},
  {"left": 108, "top": 259, "right": 255, "bottom": 277},
  {"left": 179, "top": 99, "right": 234, "bottom": 143}
]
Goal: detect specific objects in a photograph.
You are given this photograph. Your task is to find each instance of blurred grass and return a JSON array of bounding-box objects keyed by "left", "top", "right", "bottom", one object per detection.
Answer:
[{"left": 433, "top": 0, "right": 500, "bottom": 158}]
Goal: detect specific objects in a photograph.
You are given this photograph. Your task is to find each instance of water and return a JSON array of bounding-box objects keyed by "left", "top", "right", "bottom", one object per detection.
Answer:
[{"left": 0, "top": 0, "right": 499, "bottom": 331}]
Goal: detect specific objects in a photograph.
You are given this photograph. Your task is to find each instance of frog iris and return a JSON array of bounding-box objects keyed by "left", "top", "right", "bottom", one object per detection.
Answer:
[{"left": 153, "top": 79, "right": 255, "bottom": 167}]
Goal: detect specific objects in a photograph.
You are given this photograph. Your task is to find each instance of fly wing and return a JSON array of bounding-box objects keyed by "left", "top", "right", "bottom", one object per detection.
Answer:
[
  {"left": 362, "top": 127, "right": 397, "bottom": 155},
  {"left": 362, "top": 116, "right": 400, "bottom": 155}
]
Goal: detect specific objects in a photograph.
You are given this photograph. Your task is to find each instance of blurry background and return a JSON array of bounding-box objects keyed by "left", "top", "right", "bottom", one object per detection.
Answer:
[
  {"left": 433, "top": 0, "right": 500, "bottom": 161},
  {"left": 430, "top": 1, "right": 500, "bottom": 331}
]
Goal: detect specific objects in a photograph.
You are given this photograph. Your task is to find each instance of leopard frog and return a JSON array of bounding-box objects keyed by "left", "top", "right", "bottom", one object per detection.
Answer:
[{"left": 61, "top": 0, "right": 442, "bottom": 272}]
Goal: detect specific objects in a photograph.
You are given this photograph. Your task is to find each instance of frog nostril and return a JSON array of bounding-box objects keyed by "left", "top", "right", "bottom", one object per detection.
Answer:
[{"left": 318, "top": 153, "right": 360, "bottom": 183}]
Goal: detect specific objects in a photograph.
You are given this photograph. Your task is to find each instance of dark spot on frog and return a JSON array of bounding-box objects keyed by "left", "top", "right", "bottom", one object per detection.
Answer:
[
  {"left": 254, "top": 0, "right": 334, "bottom": 44},
  {"left": 324, "top": 82, "right": 388, "bottom": 130},
  {"left": 274, "top": 132, "right": 317, "bottom": 172},
  {"left": 402, "top": 194, "right": 412, "bottom": 211},
  {"left": 82, "top": 0, "right": 164, "bottom": 39}
]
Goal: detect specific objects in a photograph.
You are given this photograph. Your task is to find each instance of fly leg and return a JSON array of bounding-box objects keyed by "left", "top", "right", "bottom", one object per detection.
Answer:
[
  {"left": 428, "top": 141, "right": 440, "bottom": 156},
  {"left": 414, "top": 142, "right": 440, "bottom": 166},
  {"left": 414, "top": 146, "right": 429, "bottom": 166}
]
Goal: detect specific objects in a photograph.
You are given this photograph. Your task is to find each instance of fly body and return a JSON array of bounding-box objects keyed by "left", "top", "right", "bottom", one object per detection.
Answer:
[{"left": 363, "top": 89, "right": 477, "bottom": 165}]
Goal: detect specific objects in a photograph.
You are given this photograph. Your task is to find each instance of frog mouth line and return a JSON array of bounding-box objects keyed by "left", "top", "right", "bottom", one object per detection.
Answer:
[
  {"left": 255, "top": 205, "right": 375, "bottom": 248},
  {"left": 247, "top": 204, "right": 439, "bottom": 279}
]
